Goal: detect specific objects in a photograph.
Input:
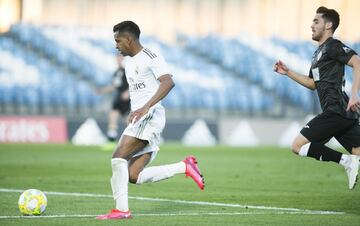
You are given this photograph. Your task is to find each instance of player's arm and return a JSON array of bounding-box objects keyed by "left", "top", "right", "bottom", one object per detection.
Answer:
[
  {"left": 96, "top": 85, "right": 115, "bottom": 94},
  {"left": 346, "top": 55, "right": 360, "bottom": 112},
  {"left": 144, "top": 74, "right": 174, "bottom": 108},
  {"left": 120, "top": 89, "right": 130, "bottom": 101},
  {"left": 128, "top": 74, "right": 174, "bottom": 124},
  {"left": 273, "top": 60, "right": 316, "bottom": 90}
]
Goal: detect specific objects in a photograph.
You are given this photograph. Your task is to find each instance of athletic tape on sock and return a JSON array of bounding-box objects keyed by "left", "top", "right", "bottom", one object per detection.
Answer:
[{"left": 299, "top": 143, "right": 310, "bottom": 157}]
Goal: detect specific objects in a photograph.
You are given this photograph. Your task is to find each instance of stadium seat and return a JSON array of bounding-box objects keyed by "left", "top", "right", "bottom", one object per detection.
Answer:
[{"left": 4, "top": 23, "right": 357, "bottom": 116}]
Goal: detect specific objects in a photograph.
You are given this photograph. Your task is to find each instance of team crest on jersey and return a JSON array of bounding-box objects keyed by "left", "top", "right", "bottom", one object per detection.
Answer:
[{"left": 343, "top": 46, "right": 351, "bottom": 53}]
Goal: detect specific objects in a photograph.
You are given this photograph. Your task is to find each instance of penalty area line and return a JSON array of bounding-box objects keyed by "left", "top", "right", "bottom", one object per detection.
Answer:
[{"left": 0, "top": 188, "right": 344, "bottom": 215}]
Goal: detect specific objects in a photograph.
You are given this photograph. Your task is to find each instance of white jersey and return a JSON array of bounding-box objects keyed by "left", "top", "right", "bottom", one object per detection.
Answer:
[{"left": 124, "top": 47, "right": 170, "bottom": 111}]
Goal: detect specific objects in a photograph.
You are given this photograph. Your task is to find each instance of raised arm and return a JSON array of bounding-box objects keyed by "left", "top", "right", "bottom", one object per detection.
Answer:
[
  {"left": 273, "top": 60, "right": 316, "bottom": 90},
  {"left": 346, "top": 55, "right": 360, "bottom": 112}
]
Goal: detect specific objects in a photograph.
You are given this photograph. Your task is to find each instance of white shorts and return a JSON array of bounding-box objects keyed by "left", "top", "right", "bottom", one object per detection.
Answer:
[{"left": 122, "top": 105, "right": 165, "bottom": 162}]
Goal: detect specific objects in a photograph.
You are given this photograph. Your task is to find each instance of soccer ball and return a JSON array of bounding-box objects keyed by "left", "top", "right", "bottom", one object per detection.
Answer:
[{"left": 18, "top": 189, "right": 47, "bottom": 215}]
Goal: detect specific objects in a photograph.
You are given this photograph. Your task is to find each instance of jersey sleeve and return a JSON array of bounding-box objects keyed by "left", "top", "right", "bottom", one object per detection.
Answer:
[
  {"left": 149, "top": 54, "right": 171, "bottom": 79},
  {"left": 328, "top": 40, "right": 357, "bottom": 64}
]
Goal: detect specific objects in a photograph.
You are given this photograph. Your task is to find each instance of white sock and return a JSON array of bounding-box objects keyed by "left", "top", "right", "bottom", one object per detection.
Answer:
[
  {"left": 110, "top": 158, "right": 129, "bottom": 211},
  {"left": 136, "top": 162, "right": 186, "bottom": 185},
  {"left": 339, "top": 154, "right": 351, "bottom": 167},
  {"left": 298, "top": 143, "right": 310, "bottom": 157}
]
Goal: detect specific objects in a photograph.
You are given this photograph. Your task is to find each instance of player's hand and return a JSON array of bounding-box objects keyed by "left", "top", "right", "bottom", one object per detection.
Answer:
[
  {"left": 273, "top": 60, "right": 289, "bottom": 75},
  {"left": 346, "top": 93, "right": 360, "bottom": 113},
  {"left": 127, "top": 105, "right": 150, "bottom": 125},
  {"left": 121, "top": 90, "right": 130, "bottom": 101}
]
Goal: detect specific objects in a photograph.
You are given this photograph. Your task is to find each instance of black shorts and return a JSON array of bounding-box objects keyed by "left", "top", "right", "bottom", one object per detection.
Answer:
[
  {"left": 300, "top": 111, "right": 360, "bottom": 153},
  {"left": 112, "top": 96, "right": 130, "bottom": 115}
]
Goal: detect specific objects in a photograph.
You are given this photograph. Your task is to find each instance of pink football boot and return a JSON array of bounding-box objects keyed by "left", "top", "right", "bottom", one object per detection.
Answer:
[
  {"left": 183, "top": 156, "right": 205, "bottom": 190},
  {"left": 96, "top": 209, "right": 132, "bottom": 220}
]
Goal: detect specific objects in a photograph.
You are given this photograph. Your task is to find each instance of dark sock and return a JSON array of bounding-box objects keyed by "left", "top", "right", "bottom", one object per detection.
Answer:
[
  {"left": 307, "top": 142, "right": 342, "bottom": 163},
  {"left": 107, "top": 136, "right": 116, "bottom": 142}
]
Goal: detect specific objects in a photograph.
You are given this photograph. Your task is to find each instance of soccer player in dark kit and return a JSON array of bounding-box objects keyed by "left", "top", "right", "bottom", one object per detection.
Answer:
[{"left": 274, "top": 6, "right": 360, "bottom": 189}]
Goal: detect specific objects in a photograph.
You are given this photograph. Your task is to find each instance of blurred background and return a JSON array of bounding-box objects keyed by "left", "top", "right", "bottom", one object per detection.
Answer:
[{"left": 1, "top": 0, "right": 359, "bottom": 146}]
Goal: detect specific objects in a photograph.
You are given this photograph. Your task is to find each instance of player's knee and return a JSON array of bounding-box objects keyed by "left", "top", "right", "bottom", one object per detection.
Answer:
[
  {"left": 112, "top": 148, "right": 130, "bottom": 160},
  {"left": 291, "top": 142, "right": 301, "bottom": 155},
  {"left": 128, "top": 171, "right": 139, "bottom": 184},
  {"left": 352, "top": 147, "right": 360, "bottom": 156}
]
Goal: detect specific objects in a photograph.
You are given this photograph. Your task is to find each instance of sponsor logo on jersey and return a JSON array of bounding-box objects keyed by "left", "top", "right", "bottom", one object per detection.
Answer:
[
  {"left": 131, "top": 82, "right": 146, "bottom": 91},
  {"left": 316, "top": 51, "right": 322, "bottom": 61},
  {"left": 311, "top": 68, "right": 320, "bottom": 81}
]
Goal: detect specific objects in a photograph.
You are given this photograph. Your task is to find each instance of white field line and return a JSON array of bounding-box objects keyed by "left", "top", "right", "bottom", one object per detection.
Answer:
[
  {"left": 0, "top": 188, "right": 344, "bottom": 215},
  {"left": 0, "top": 211, "right": 344, "bottom": 219}
]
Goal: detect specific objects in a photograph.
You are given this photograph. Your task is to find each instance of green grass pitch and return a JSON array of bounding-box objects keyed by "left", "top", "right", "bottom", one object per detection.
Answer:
[{"left": 0, "top": 143, "right": 359, "bottom": 225}]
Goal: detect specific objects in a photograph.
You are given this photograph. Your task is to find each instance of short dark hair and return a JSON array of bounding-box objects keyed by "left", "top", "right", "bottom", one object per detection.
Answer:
[
  {"left": 113, "top": 21, "right": 141, "bottom": 39},
  {"left": 316, "top": 6, "right": 340, "bottom": 32}
]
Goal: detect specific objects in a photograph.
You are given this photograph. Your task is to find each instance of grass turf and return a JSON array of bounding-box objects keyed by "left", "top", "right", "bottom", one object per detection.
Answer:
[{"left": 0, "top": 143, "right": 359, "bottom": 225}]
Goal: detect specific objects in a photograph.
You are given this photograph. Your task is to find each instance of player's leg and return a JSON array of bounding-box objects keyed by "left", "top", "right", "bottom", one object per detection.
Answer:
[
  {"left": 111, "top": 135, "right": 148, "bottom": 211},
  {"left": 107, "top": 109, "right": 120, "bottom": 141},
  {"left": 108, "top": 106, "right": 162, "bottom": 213},
  {"left": 291, "top": 133, "right": 310, "bottom": 155},
  {"left": 97, "top": 135, "right": 148, "bottom": 220},
  {"left": 106, "top": 96, "right": 123, "bottom": 142},
  {"left": 128, "top": 149, "right": 205, "bottom": 189},
  {"left": 335, "top": 120, "right": 360, "bottom": 156},
  {"left": 294, "top": 115, "right": 341, "bottom": 163},
  {"left": 292, "top": 133, "right": 358, "bottom": 189},
  {"left": 296, "top": 112, "right": 359, "bottom": 189},
  {"left": 352, "top": 147, "right": 360, "bottom": 156},
  {"left": 112, "top": 135, "right": 148, "bottom": 159},
  {"left": 293, "top": 134, "right": 342, "bottom": 163},
  {"left": 128, "top": 153, "right": 152, "bottom": 184},
  {"left": 101, "top": 109, "right": 120, "bottom": 151},
  {"left": 128, "top": 152, "right": 186, "bottom": 185},
  {"left": 125, "top": 106, "right": 203, "bottom": 186},
  {"left": 297, "top": 112, "right": 353, "bottom": 162},
  {"left": 335, "top": 122, "right": 360, "bottom": 189}
]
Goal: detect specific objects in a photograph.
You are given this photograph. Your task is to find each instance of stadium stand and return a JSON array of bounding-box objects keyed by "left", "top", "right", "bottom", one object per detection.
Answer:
[
  {"left": 1, "top": 23, "right": 359, "bottom": 117},
  {"left": 177, "top": 33, "right": 317, "bottom": 113},
  {"left": 0, "top": 26, "right": 100, "bottom": 115}
]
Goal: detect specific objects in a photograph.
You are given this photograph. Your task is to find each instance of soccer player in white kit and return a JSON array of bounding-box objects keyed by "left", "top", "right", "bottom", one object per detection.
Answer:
[{"left": 96, "top": 21, "right": 205, "bottom": 220}]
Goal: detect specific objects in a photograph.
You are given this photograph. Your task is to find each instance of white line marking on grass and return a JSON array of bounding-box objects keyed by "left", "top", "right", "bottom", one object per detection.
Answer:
[
  {"left": 0, "top": 211, "right": 343, "bottom": 219},
  {"left": 0, "top": 188, "right": 112, "bottom": 198},
  {"left": 129, "top": 196, "right": 344, "bottom": 214},
  {"left": 0, "top": 215, "right": 97, "bottom": 219},
  {"left": 0, "top": 188, "right": 344, "bottom": 215}
]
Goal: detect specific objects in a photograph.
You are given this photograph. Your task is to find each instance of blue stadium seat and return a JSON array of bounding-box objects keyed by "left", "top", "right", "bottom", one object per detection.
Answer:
[
  {"left": 0, "top": 85, "right": 15, "bottom": 105},
  {"left": 24, "top": 86, "right": 40, "bottom": 108},
  {"left": 8, "top": 23, "right": 349, "bottom": 115}
]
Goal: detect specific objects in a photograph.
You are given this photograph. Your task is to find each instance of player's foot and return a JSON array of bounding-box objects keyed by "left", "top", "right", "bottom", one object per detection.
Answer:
[
  {"left": 183, "top": 156, "right": 205, "bottom": 190},
  {"left": 344, "top": 155, "right": 359, "bottom": 190},
  {"left": 96, "top": 209, "right": 132, "bottom": 220}
]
